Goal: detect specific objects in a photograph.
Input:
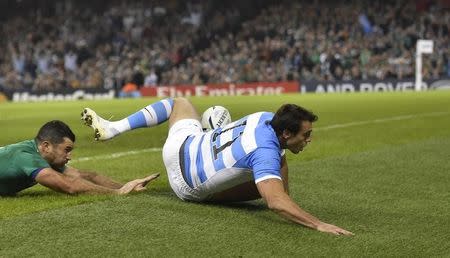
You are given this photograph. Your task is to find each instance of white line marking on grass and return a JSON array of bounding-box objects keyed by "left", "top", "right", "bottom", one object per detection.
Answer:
[
  {"left": 72, "top": 111, "right": 449, "bottom": 163},
  {"left": 73, "top": 148, "right": 162, "bottom": 163},
  {"left": 315, "top": 111, "right": 449, "bottom": 131}
]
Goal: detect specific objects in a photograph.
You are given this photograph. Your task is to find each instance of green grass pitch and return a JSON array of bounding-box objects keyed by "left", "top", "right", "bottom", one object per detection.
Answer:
[{"left": 1, "top": 91, "right": 450, "bottom": 257}]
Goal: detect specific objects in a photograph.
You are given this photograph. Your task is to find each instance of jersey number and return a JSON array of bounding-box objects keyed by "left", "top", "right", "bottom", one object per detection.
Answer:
[{"left": 212, "top": 121, "right": 246, "bottom": 160}]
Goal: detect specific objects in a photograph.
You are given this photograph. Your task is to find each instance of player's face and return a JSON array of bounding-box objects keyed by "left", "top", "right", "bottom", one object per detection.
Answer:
[
  {"left": 45, "top": 137, "right": 74, "bottom": 168},
  {"left": 285, "top": 121, "right": 313, "bottom": 154}
]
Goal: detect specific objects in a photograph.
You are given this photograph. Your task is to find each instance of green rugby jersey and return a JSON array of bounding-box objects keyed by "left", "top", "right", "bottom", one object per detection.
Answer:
[{"left": 0, "top": 140, "right": 55, "bottom": 195}]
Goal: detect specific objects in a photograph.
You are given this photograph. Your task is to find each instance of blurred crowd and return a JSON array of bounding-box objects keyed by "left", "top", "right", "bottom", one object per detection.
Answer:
[
  {"left": 0, "top": 0, "right": 449, "bottom": 93},
  {"left": 162, "top": 0, "right": 450, "bottom": 84},
  {"left": 0, "top": 0, "right": 254, "bottom": 92}
]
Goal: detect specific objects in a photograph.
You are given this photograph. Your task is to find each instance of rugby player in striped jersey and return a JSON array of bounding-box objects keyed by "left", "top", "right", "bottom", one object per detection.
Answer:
[{"left": 82, "top": 98, "right": 353, "bottom": 236}]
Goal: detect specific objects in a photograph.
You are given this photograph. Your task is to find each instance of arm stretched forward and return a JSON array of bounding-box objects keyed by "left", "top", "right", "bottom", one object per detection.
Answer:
[{"left": 256, "top": 178, "right": 353, "bottom": 236}]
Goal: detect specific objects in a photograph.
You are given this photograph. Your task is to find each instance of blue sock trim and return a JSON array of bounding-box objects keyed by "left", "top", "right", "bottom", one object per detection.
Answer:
[
  {"left": 127, "top": 98, "right": 173, "bottom": 129},
  {"left": 152, "top": 101, "right": 168, "bottom": 124},
  {"left": 127, "top": 111, "right": 146, "bottom": 129},
  {"left": 167, "top": 98, "right": 174, "bottom": 109}
]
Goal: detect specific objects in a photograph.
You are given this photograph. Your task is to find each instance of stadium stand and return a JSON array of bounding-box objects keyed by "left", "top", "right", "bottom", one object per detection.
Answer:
[{"left": 0, "top": 0, "right": 449, "bottom": 92}]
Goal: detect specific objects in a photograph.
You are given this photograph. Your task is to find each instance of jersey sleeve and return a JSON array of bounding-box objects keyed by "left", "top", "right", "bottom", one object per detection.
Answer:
[{"left": 249, "top": 148, "right": 282, "bottom": 184}]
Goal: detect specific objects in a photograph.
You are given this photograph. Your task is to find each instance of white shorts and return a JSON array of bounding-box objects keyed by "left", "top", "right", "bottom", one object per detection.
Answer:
[{"left": 162, "top": 119, "right": 205, "bottom": 201}]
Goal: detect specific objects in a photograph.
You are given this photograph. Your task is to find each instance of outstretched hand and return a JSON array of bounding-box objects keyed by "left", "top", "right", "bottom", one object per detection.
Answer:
[
  {"left": 133, "top": 173, "right": 160, "bottom": 192},
  {"left": 117, "top": 173, "right": 160, "bottom": 195},
  {"left": 317, "top": 222, "right": 354, "bottom": 236}
]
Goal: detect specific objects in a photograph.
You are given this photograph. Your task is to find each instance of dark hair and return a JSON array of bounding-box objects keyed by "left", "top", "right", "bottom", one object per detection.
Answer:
[
  {"left": 270, "top": 104, "right": 318, "bottom": 136},
  {"left": 35, "top": 120, "right": 76, "bottom": 144}
]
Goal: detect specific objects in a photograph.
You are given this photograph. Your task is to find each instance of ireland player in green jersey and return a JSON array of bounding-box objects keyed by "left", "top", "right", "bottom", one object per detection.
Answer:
[{"left": 0, "top": 120, "right": 158, "bottom": 196}]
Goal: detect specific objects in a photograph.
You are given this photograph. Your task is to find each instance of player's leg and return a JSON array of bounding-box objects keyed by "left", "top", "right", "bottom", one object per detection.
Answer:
[
  {"left": 162, "top": 98, "right": 204, "bottom": 201},
  {"left": 81, "top": 98, "right": 174, "bottom": 140},
  {"left": 167, "top": 97, "right": 201, "bottom": 129},
  {"left": 208, "top": 181, "right": 261, "bottom": 202}
]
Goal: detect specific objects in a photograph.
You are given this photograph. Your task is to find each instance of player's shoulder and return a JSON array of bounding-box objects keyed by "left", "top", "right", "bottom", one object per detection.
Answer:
[
  {"left": 243, "top": 112, "right": 274, "bottom": 127},
  {"left": 1, "top": 140, "right": 34, "bottom": 153},
  {"left": 253, "top": 112, "right": 275, "bottom": 131},
  {"left": 252, "top": 113, "right": 279, "bottom": 149},
  {"left": 248, "top": 111, "right": 274, "bottom": 120},
  {"left": 8, "top": 140, "right": 42, "bottom": 161}
]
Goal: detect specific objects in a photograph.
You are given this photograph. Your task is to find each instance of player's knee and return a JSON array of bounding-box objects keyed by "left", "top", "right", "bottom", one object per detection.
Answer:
[
  {"left": 173, "top": 97, "right": 192, "bottom": 108},
  {"left": 173, "top": 98, "right": 198, "bottom": 115},
  {"left": 168, "top": 97, "right": 200, "bottom": 126}
]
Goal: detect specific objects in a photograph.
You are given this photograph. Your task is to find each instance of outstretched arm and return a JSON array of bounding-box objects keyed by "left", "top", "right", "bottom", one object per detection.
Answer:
[
  {"left": 64, "top": 167, "right": 123, "bottom": 189},
  {"left": 35, "top": 168, "right": 159, "bottom": 195},
  {"left": 256, "top": 178, "right": 353, "bottom": 236},
  {"left": 280, "top": 155, "right": 289, "bottom": 194}
]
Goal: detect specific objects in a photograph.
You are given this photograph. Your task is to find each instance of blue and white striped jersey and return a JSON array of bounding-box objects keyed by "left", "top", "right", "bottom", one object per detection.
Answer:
[{"left": 180, "top": 112, "right": 283, "bottom": 189}]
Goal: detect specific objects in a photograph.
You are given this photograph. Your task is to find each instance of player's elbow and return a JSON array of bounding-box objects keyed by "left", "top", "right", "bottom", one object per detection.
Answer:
[
  {"left": 79, "top": 171, "right": 98, "bottom": 181},
  {"left": 60, "top": 178, "right": 82, "bottom": 195},
  {"left": 64, "top": 188, "right": 77, "bottom": 195},
  {"left": 59, "top": 184, "right": 79, "bottom": 195},
  {"left": 46, "top": 184, "right": 78, "bottom": 195},
  {"left": 264, "top": 191, "right": 295, "bottom": 214},
  {"left": 265, "top": 197, "right": 286, "bottom": 213},
  {"left": 267, "top": 202, "right": 279, "bottom": 212}
]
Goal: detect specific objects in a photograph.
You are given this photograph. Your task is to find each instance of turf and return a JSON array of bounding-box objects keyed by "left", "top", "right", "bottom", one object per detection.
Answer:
[{"left": 0, "top": 91, "right": 449, "bottom": 257}]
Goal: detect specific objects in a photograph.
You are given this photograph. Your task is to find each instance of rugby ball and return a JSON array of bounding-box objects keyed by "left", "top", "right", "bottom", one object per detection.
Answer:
[{"left": 201, "top": 106, "right": 232, "bottom": 131}]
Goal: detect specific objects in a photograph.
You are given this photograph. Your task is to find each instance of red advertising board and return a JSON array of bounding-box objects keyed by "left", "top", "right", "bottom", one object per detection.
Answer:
[{"left": 140, "top": 81, "right": 299, "bottom": 97}]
